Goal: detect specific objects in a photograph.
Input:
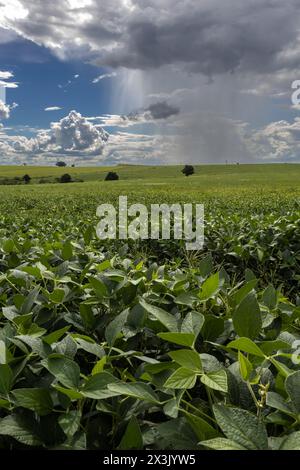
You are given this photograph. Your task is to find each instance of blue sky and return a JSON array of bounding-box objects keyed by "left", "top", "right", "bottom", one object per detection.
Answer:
[
  {"left": 1, "top": 0, "right": 300, "bottom": 165},
  {"left": 2, "top": 39, "right": 115, "bottom": 130}
]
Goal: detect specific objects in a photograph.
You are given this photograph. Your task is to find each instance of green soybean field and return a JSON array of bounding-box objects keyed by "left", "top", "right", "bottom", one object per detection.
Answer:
[{"left": 0, "top": 164, "right": 300, "bottom": 450}]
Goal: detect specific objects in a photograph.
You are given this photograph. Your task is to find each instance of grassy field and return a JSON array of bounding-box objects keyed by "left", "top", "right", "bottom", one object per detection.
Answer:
[
  {"left": 0, "top": 164, "right": 300, "bottom": 450},
  {"left": 1, "top": 162, "right": 300, "bottom": 185},
  {"left": 0, "top": 164, "right": 300, "bottom": 214}
]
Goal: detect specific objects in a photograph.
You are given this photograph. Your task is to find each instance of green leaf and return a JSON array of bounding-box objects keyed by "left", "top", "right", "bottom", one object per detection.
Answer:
[
  {"left": 139, "top": 298, "right": 178, "bottom": 332},
  {"left": 73, "top": 337, "right": 104, "bottom": 358},
  {"left": 14, "top": 335, "right": 50, "bottom": 358},
  {"left": 81, "top": 372, "right": 119, "bottom": 399},
  {"left": 181, "top": 311, "right": 205, "bottom": 337},
  {"left": 79, "top": 303, "right": 96, "bottom": 329},
  {"left": 183, "top": 411, "right": 219, "bottom": 441},
  {"left": 158, "top": 332, "right": 195, "bottom": 348},
  {"left": 0, "top": 364, "right": 13, "bottom": 396},
  {"left": 262, "top": 285, "right": 277, "bottom": 310},
  {"left": 62, "top": 241, "right": 73, "bottom": 260},
  {"left": 58, "top": 410, "right": 81, "bottom": 437},
  {"left": 54, "top": 386, "right": 84, "bottom": 400},
  {"left": 269, "top": 357, "right": 292, "bottom": 378},
  {"left": 198, "top": 254, "right": 213, "bottom": 277},
  {"left": 200, "top": 273, "right": 220, "bottom": 301},
  {"left": 164, "top": 367, "right": 197, "bottom": 389},
  {"left": 266, "top": 392, "right": 294, "bottom": 417},
  {"left": 118, "top": 416, "right": 143, "bottom": 450},
  {"left": 96, "top": 260, "right": 111, "bottom": 272},
  {"left": 56, "top": 335, "right": 77, "bottom": 359},
  {"left": 158, "top": 418, "right": 198, "bottom": 449},
  {"left": 127, "top": 304, "right": 147, "bottom": 328},
  {"left": 20, "top": 286, "right": 40, "bottom": 314},
  {"left": 213, "top": 405, "right": 268, "bottom": 450},
  {"left": 200, "top": 354, "right": 222, "bottom": 373},
  {"left": 238, "top": 351, "right": 253, "bottom": 381},
  {"left": 175, "top": 293, "right": 198, "bottom": 307},
  {"left": 280, "top": 431, "right": 300, "bottom": 450},
  {"left": 201, "top": 370, "right": 228, "bottom": 392},
  {"left": 168, "top": 350, "right": 202, "bottom": 371},
  {"left": 2, "top": 306, "right": 18, "bottom": 322},
  {"left": 42, "top": 355, "right": 80, "bottom": 389},
  {"left": 92, "top": 356, "right": 107, "bottom": 375},
  {"left": 258, "top": 340, "right": 290, "bottom": 356},
  {"left": 201, "top": 315, "right": 224, "bottom": 342},
  {"left": 107, "top": 382, "right": 160, "bottom": 404},
  {"left": 228, "top": 337, "right": 265, "bottom": 358},
  {"left": 163, "top": 397, "right": 180, "bottom": 418},
  {"left": 49, "top": 288, "right": 65, "bottom": 304},
  {"left": 201, "top": 438, "right": 246, "bottom": 450},
  {"left": 230, "top": 280, "right": 257, "bottom": 307},
  {"left": 89, "top": 277, "right": 108, "bottom": 298},
  {"left": 0, "top": 399, "right": 10, "bottom": 409},
  {"left": 59, "top": 431, "right": 86, "bottom": 450},
  {"left": 43, "top": 326, "right": 70, "bottom": 345},
  {"left": 285, "top": 371, "right": 300, "bottom": 413},
  {"left": 3, "top": 238, "right": 15, "bottom": 253},
  {"left": 105, "top": 309, "right": 129, "bottom": 346},
  {"left": 12, "top": 388, "right": 53, "bottom": 416},
  {"left": 232, "top": 293, "right": 262, "bottom": 340},
  {"left": 145, "top": 362, "right": 174, "bottom": 375},
  {"left": 0, "top": 415, "right": 42, "bottom": 446}
]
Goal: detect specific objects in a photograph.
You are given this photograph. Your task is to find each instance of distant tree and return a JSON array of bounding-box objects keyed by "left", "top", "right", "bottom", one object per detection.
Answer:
[
  {"left": 60, "top": 173, "right": 72, "bottom": 183},
  {"left": 56, "top": 161, "right": 67, "bottom": 167},
  {"left": 105, "top": 172, "right": 119, "bottom": 181},
  {"left": 71, "top": 164, "right": 75, "bottom": 167},
  {"left": 181, "top": 165, "right": 194, "bottom": 177},
  {"left": 22, "top": 174, "right": 31, "bottom": 184}
]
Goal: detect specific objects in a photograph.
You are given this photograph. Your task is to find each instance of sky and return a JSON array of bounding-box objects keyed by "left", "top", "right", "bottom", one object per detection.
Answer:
[{"left": 0, "top": 0, "right": 300, "bottom": 166}]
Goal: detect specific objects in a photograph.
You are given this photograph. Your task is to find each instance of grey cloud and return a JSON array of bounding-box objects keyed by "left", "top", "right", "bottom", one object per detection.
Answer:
[
  {"left": 125, "top": 101, "right": 180, "bottom": 123},
  {"left": 146, "top": 101, "right": 179, "bottom": 120},
  {"left": 95, "top": 0, "right": 300, "bottom": 77},
  {"left": 1, "top": 0, "right": 300, "bottom": 78}
]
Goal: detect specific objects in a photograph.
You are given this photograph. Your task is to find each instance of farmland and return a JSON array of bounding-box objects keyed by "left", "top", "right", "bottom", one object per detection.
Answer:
[{"left": 0, "top": 164, "right": 300, "bottom": 450}]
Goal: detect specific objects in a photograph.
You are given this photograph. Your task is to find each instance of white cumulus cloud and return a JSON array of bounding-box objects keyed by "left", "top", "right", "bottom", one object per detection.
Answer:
[
  {"left": 0, "top": 71, "right": 14, "bottom": 79},
  {"left": 0, "top": 100, "right": 10, "bottom": 119},
  {"left": 50, "top": 110, "right": 109, "bottom": 154},
  {"left": 0, "top": 110, "right": 109, "bottom": 159},
  {"left": 247, "top": 117, "right": 300, "bottom": 160}
]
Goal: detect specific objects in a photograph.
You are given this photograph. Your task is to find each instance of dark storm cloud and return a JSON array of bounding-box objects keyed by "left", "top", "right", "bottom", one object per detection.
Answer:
[
  {"left": 1, "top": 0, "right": 300, "bottom": 77},
  {"left": 126, "top": 101, "right": 180, "bottom": 122},
  {"left": 146, "top": 101, "right": 179, "bottom": 119},
  {"left": 97, "top": 0, "right": 300, "bottom": 76}
]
